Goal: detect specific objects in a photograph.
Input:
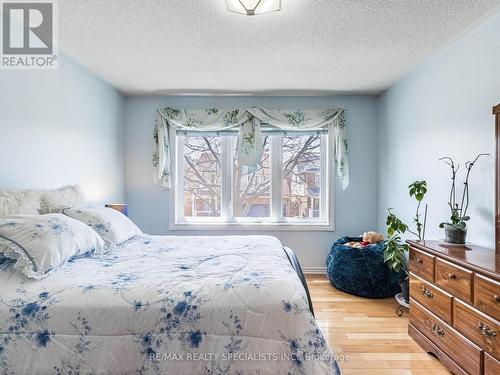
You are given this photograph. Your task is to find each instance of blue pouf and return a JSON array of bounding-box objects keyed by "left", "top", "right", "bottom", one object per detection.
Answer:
[{"left": 325, "top": 236, "right": 401, "bottom": 298}]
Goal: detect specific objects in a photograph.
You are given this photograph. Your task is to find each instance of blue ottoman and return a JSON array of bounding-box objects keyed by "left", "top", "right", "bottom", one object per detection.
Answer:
[{"left": 325, "top": 236, "right": 401, "bottom": 298}]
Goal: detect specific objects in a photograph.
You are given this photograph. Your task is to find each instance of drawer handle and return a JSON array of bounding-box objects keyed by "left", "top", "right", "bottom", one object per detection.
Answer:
[
  {"left": 478, "top": 322, "right": 497, "bottom": 338},
  {"left": 494, "top": 295, "right": 500, "bottom": 303},
  {"left": 448, "top": 273, "right": 458, "bottom": 280},
  {"left": 416, "top": 258, "right": 423, "bottom": 264},
  {"left": 432, "top": 323, "right": 445, "bottom": 337},
  {"left": 421, "top": 287, "right": 434, "bottom": 299},
  {"left": 436, "top": 326, "right": 445, "bottom": 337}
]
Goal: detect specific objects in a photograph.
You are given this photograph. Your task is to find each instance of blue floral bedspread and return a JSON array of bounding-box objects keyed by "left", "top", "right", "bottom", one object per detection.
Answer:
[{"left": 0, "top": 235, "right": 340, "bottom": 374}]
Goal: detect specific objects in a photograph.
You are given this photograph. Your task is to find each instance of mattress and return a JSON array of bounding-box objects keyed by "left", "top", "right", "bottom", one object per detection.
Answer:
[{"left": 0, "top": 235, "right": 340, "bottom": 374}]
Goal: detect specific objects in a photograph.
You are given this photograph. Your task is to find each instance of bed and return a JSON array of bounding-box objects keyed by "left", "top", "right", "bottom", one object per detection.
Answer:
[{"left": 0, "top": 234, "right": 340, "bottom": 374}]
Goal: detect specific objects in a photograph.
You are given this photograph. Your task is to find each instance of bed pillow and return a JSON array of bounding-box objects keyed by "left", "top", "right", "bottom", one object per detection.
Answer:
[
  {"left": 62, "top": 207, "right": 142, "bottom": 246},
  {"left": 0, "top": 214, "right": 105, "bottom": 279},
  {"left": 39, "top": 185, "right": 84, "bottom": 214},
  {"left": 0, "top": 185, "right": 84, "bottom": 216},
  {"left": 0, "top": 189, "right": 41, "bottom": 216}
]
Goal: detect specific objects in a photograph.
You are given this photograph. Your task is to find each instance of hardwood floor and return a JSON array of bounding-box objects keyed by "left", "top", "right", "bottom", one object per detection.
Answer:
[{"left": 306, "top": 274, "right": 450, "bottom": 374}]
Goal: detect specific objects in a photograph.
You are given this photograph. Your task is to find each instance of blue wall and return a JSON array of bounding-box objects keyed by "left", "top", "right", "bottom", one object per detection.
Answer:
[
  {"left": 0, "top": 53, "right": 125, "bottom": 204},
  {"left": 124, "top": 96, "right": 379, "bottom": 269},
  {"left": 378, "top": 11, "right": 500, "bottom": 248}
]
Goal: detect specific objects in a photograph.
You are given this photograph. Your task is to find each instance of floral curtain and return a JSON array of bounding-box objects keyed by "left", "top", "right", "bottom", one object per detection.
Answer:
[{"left": 153, "top": 107, "right": 349, "bottom": 190}]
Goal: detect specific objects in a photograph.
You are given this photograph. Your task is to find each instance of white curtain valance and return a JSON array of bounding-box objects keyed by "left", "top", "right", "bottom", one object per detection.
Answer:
[{"left": 153, "top": 107, "right": 349, "bottom": 190}]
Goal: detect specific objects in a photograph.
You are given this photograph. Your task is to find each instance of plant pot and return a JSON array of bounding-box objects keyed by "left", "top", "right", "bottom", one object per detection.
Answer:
[
  {"left": 444, "top": 224, "right": 467, "bottom": 244},
  {"left": 399, "top": 277, "right": 409, "bottom": 304}
]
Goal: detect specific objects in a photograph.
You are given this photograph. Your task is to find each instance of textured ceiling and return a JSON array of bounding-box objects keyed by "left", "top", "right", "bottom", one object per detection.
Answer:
[{"left": 58, "top": 0, "right": 500, "bottom": 95}]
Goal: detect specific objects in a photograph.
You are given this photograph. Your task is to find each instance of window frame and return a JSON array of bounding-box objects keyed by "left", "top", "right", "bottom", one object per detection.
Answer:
[{"left": 169, "top": 130, "right": 335, "bottom": 231}]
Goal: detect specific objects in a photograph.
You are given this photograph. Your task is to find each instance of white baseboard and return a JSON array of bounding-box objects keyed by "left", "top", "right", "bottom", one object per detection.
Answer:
[{"left": 302, "top": 266, "right": 326, "bottom": 275}]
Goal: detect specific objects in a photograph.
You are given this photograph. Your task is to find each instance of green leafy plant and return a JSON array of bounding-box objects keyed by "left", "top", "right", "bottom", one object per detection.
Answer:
[
  {"left": 386, "top": 209, "right": 408, "bottom": 238},
  {"left": 409, "top": 180, "right": 428, "bottom": 240},
  {"left": 439, "top": 154, "right": 488, "bottom": 231},
  {"left": 384, "top": 180, "right": 428, "bottom": 276},
  {"left": 384, "top": 210, "right": 409, "bottom": 275}
]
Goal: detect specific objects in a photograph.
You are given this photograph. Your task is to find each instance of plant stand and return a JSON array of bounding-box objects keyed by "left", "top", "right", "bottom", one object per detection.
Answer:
[{"left": 395, "top": 293, "right": 409, "bottom": 316}]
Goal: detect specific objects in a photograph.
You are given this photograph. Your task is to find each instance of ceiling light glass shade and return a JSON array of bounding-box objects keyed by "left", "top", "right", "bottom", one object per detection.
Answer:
[{"left": 226, "top": 0, "right": 281, "bottom": 15}]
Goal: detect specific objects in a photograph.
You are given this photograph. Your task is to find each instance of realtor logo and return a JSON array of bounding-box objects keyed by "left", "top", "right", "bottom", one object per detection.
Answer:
[{"left": 1, "top": 0, "right": 58, "bottom": 69}]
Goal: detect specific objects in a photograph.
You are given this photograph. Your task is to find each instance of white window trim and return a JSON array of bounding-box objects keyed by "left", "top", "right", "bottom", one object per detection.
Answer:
[{"left": 169, "top": 131, "right": 335, "bottom": 231}]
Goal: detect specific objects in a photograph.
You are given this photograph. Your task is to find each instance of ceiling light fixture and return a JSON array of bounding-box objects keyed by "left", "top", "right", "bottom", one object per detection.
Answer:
[{"left": 226, "top": 0, "right": 281, "bottom": 16}]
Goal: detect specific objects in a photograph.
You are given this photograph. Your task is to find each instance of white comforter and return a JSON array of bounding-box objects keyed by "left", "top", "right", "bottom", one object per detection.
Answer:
[{"left": 0, "top": 235, "right": 340, "bottom": 374}]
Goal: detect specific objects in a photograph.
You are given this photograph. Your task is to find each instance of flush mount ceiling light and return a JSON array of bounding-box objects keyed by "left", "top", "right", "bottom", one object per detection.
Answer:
[{"left": 226, "top": 0, "right": 281, "bottom": 16}]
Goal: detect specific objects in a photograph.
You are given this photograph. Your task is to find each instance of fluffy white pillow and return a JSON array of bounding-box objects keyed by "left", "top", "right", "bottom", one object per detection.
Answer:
[
  {"left": 62, "top": 207, "right": 143, "bottom": 246},
  {"left": 0, "top": 190, "right": 41, "bottom": 216},
  {"left": 0, "top": 185, "right": 84, "bottom": 216},
  {"left": 39, "top": 185, "right": 84, "bottom": 214},
  {"left": 0, "top": 214, "right": 105, "bottom": 279}
]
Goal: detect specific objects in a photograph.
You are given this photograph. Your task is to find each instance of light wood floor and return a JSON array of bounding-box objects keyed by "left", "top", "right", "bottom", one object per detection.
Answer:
[{"left": 306, "top": 274, "right": 450, "bottom": 375}]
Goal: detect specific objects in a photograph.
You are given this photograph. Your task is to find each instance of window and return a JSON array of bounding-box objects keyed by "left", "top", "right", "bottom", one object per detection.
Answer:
[
  {"left": 282, "top": 134, "right": 321, "bottom": 219},
  {"left": 233, "top": 136, "right": 271, "bottom": 218},
  {"left": 172, "top": 130, "right": 332, "bottom": 230},
  {"left": 182, "top": 136, "right": 221, "bottom": 217}
]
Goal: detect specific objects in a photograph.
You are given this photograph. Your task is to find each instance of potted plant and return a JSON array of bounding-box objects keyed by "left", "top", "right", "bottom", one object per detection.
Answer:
[
  {"left": 439, "top": 154, "right": 488, "bottom": 244},
  {"left": 384, "top": 211, "right": 410, "bottom": 302},
  {"left": 384, "top": 181, "right": 428, "bottom": 303}
]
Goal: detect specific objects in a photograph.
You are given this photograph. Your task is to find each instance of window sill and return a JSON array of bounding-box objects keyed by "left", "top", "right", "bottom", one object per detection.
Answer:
[{"left": 169, "top": 221, "right": 335, "bottom": 232}]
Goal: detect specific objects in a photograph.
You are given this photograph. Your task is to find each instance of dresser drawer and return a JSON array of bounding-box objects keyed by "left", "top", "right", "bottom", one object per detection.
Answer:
[
  {"left": 410, "top": 273, "right": 453, "bottom": 323},
  {"left": 409, "top": 299, "right": 482, "bottom": 375},
  {"left": 485, "top": 353, "right": 500, "bottom": 375},
  {"left": 454, "top": 299, "right": 500, "bottom": 360},
  {"left": 409, "top": 247, "right": 434, "bottom": 282},
  {"left": 435, "top": 258, "right": 473, "bottom": 303},
  {"left": 474, "top": 273, "right": 500, "bottom": 321}
]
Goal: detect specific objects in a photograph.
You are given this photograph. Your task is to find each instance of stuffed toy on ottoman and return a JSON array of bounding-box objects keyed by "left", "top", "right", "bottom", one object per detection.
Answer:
[{"left": 325, "top": 234, "right": 400, "bottom": 298}]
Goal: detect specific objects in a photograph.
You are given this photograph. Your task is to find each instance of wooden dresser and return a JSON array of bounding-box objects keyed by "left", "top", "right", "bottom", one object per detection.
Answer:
[{"left": 407, "top": 240, "right": 500, "bottom": 375}]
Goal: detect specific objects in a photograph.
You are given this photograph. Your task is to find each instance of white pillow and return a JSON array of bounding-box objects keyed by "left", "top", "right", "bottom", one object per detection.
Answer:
[
  {"left": 39, "top": 185, "right": 84, "bottom": 214},
  {"left": 62, "top": 207, "right": 142, "bottom": 246},
  {"left": 0, "top": 214, "right": 105, "bottom": 279},
  {"left": 0, "top": 190, "right": 41, "bottom": 216},
  {"left": 0, "top": 185, "right": 84, "bottom": 217}
]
